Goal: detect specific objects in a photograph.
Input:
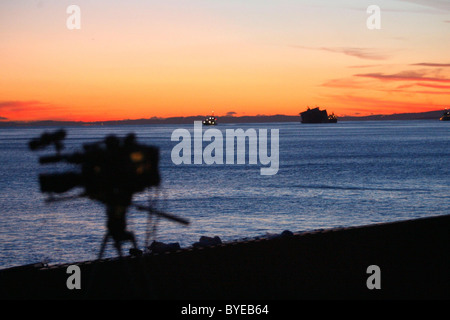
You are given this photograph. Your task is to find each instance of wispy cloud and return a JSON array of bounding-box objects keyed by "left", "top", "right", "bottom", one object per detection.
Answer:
[
  {"left": 355, "top": 71, "right": 450, "bottom": 82},
  {"left": 411, "top": 63, "right": 450, "bottom": 67},
  {"left": 324, "top": 93, "right": 442, "bottom": 114},
  {"left": 323, "top": 76, "right": 450, "bottom": 97},
  {"left": 347, "top": 64, "right": 384, "bottom": 69},
  {"left": 320, "top": 47, "right": 389, "bottom": 60},
  {"left": 321, "top": 78, "right": 367, "bottom": 89},
  {"left": 416, "top": 83, "right": 450, "bottom": 89},
  {"left": 394, "top": 82, "right": 450, "bottom": 95},
  {"left": 397, "top": 0, "right": 450, "bottom": 11},
  {"left": 391, "top": 86, "right": 450, "bottom": 95},
  {"left": 0, "top": 100, "right": 52, "bottom": 111},
  {"left": 292, "top": 46, "right": 390, "bottom": 60},
  {"left": 412, "top": 90, "right": 450, "bottom": 95},
  {"left": 0, "top": 100, "right": 63, "bottom": 121}
]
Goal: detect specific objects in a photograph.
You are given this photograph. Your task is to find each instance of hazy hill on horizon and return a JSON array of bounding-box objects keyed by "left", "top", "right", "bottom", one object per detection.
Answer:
[{"left": 0, "top": 110, "right": 445, "bottom": 127}]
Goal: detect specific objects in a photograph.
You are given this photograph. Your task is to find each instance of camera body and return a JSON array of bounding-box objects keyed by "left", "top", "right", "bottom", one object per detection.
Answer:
[{"left": 30, "top": 130, "right": 160, "bottom": 206}]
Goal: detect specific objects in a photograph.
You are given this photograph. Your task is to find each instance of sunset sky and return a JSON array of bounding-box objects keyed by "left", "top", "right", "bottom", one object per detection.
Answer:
[{"left": 1, "top": 0, "right": 450, "bottom": 121}]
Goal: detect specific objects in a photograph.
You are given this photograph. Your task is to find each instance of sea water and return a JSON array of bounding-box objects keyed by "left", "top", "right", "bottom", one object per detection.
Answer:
[{"left": 0, "top": 120, "right": 449, "bottom": 269}]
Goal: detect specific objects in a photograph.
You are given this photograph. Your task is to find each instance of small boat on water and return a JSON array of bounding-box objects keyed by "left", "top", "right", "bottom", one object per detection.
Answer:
[
  {"left": 440, "top": 109, "right": 450, "bottom": 121},
  {"left": 300, "top": 107, "right": 337, "bottom": 123},
  {"left": 202, "top": 114, "right": 217, "bottom": 125}
]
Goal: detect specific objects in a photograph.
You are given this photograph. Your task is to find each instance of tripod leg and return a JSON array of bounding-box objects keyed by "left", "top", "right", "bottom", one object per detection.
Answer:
[
  {"left": 130, "top": 232, "right": 138, "bottom": 250},
  {"left": 98, "top": 233, "right": 109, "bottom": 259},
  {"left": 114, "top": 241, "right": 123, "bottom": 258}
]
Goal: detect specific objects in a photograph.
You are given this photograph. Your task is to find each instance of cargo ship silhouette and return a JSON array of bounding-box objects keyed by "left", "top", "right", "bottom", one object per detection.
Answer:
[{"left": 300, "top": 107, "right": 337, "bottom": 123}]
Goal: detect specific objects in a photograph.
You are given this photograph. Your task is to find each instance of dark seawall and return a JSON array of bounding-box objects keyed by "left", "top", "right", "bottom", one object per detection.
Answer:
[{"left": 1, "top": 214, "right": 449, "bottom": 300}]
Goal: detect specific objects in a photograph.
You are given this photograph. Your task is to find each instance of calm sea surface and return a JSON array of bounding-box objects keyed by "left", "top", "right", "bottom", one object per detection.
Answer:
[{"left": 0, "top": 120, "right": 449, "bottom": 269}]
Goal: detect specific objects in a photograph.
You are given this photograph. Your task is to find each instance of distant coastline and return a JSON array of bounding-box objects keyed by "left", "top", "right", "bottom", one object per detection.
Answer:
[{"left": 0, "top": 110, "right": 444, "bottom": 127}]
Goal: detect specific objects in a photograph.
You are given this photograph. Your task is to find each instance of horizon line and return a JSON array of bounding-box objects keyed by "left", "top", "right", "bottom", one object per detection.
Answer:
[{"left": 0, "top": 109, "right": 446, "bottom": 126}]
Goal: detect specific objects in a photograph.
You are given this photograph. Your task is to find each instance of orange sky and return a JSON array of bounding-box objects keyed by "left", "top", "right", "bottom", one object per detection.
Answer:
[{"left": 1, "top": 1, "right": 450, "bottom": 122}]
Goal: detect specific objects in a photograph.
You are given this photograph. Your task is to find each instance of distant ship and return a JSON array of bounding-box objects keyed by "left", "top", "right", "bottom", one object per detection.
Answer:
[
  {"left": 202, "top": 114, "right": 217, "bottom": 125},
  {"left": 300, "top": 107, "right": 337, "bottom": 123},
  {"left": 440, "top": 109, "right": 450, "bottom": 121}
]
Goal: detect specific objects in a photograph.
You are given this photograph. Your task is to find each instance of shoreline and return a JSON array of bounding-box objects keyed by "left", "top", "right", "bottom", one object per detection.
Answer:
[{"left": 1, "top": 214, "right": 449, "bottom": 299}]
